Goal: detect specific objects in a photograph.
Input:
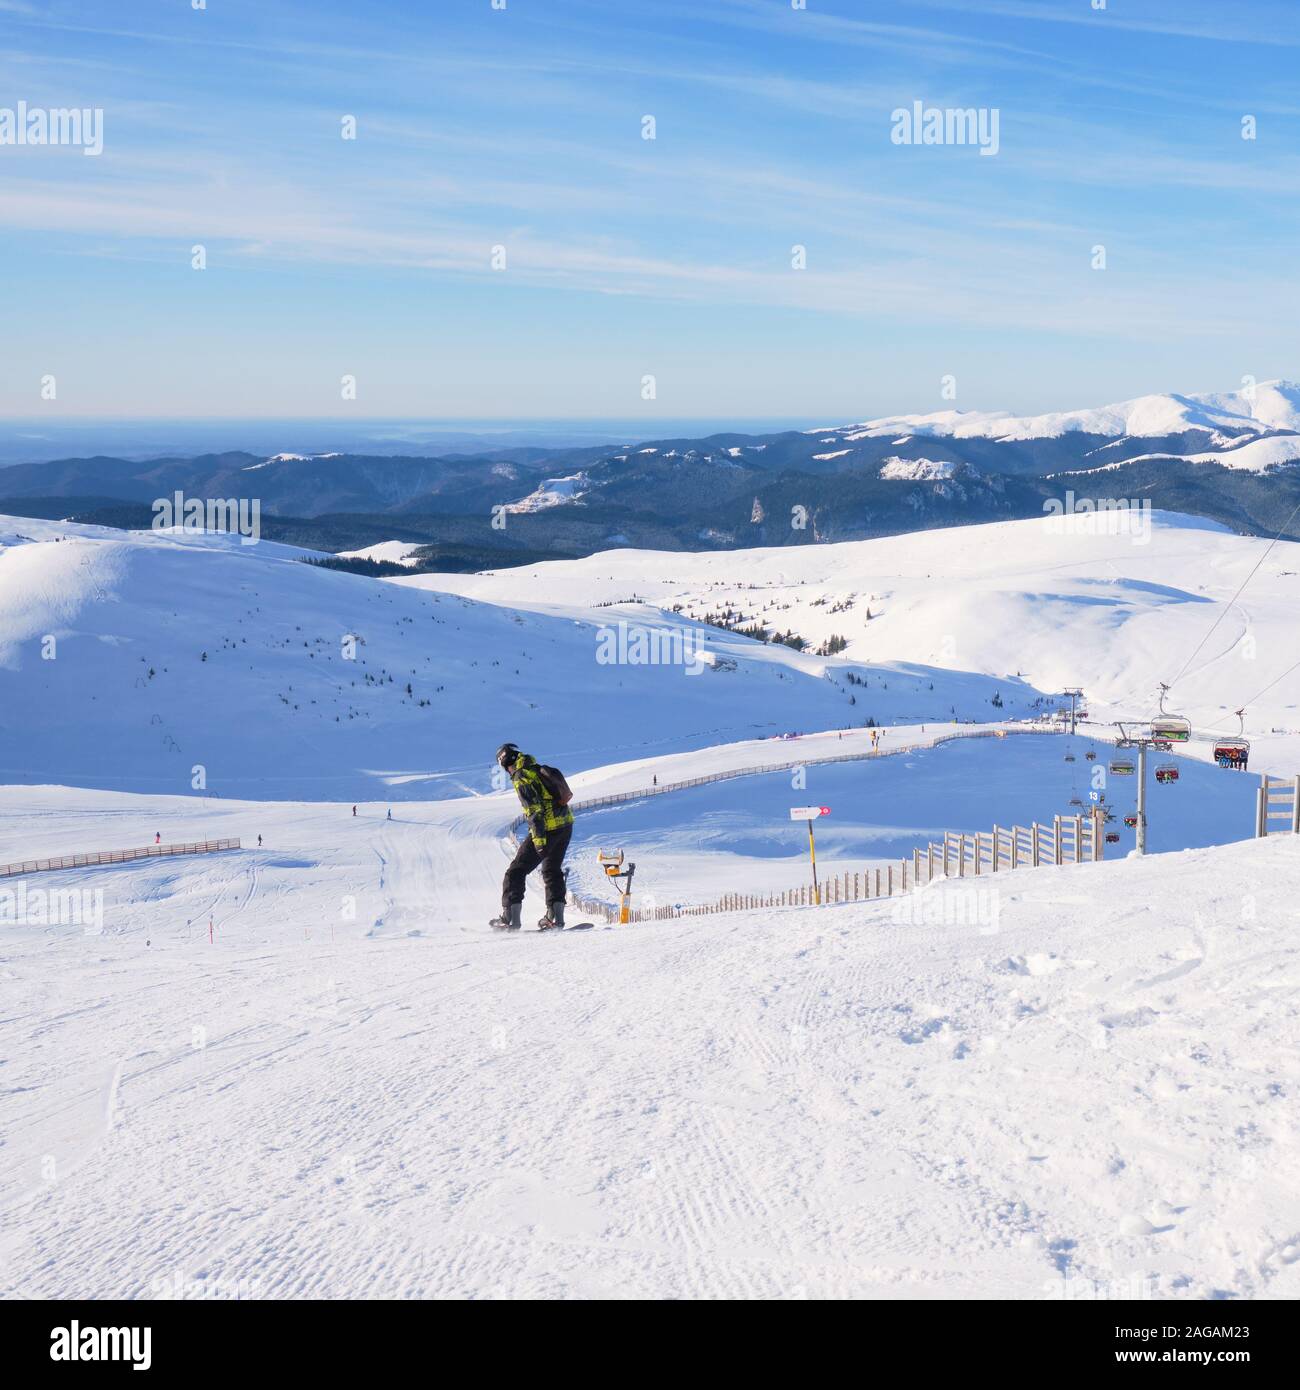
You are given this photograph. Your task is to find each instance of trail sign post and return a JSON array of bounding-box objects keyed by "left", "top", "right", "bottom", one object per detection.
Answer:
[{"left": 790, "top": 806, "right": 831, "bottom": 904}]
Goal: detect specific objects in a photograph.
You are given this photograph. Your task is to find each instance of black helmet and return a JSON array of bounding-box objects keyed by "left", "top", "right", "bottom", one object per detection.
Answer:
[{"left": 496, "top": 742, "right": 520, "bottom": 770}]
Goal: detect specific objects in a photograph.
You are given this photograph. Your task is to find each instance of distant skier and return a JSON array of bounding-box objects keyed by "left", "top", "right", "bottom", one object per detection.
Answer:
[
  {"left": 387, "top": 808, "right": 392, "bottom": 820},
  {"left": 257, "top": 834, "right": 263, "bottom": 848},
  {"left": 155, "top": 831, "right": 161, "bottom": 845},
  {"left": 352, "top": 805, "right": 357, "bottom": 817},
  {"left": 489, "top": 743, "right": 574, "bottom": 931}
]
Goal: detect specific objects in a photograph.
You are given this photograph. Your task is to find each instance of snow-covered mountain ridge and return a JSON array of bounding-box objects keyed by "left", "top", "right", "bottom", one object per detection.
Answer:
[{"left": 811, "top": 380, "right": 1300, "bottom": 470}]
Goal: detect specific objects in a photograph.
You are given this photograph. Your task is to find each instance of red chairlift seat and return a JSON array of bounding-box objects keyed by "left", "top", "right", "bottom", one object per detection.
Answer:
[
  {"left": 1155, "top": 763, "right": 1179, "bottom": 784},
  {"left": 1213, "top": 737, "right": 1250, "bottom": 771}
]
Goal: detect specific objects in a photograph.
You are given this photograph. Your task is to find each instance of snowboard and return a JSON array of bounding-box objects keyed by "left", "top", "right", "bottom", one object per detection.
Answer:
[{"left": 486, "top": 919, "right": 596, "bottom": 933}]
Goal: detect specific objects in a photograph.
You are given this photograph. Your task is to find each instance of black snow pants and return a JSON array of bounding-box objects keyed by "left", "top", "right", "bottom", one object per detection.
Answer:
[{"left": 502, "top": 822, "right": 573, "bottom": 913}]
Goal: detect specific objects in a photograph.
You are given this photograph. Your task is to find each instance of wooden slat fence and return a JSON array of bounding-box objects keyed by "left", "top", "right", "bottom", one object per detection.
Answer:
[{"left": 0, "top": 838, "right": 241, "bottom": 879}]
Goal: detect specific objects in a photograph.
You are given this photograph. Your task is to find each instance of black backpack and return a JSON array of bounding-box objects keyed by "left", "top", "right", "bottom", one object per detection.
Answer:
[{"left": 537, "top": 764, "right": 573, "bottom": 805}]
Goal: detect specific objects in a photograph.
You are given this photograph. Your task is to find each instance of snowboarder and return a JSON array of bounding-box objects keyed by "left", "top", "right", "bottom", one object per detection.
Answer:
[{"left": 489, "top": 743, "right": 574, "bottom": 931}]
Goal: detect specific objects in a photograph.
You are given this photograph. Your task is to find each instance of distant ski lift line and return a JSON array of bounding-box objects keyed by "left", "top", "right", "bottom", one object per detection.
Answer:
[{"left": 1166, "top": 494, "right": 1300, "bottom": 691}]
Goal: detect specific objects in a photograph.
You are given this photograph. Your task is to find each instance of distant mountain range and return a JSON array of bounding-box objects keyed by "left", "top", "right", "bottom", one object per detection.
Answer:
[{"left": 4, "top": 382, "right": 1300, "bottom": 565}]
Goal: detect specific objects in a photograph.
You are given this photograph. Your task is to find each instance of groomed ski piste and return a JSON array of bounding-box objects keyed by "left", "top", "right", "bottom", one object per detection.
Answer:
[{"left": 1, "top": 510, "right": 1298, "bottom": 1300}]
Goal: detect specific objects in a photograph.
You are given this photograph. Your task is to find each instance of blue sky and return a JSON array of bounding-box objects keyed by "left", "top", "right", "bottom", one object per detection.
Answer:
[{"left": 2, "top": 0, "right": 1299, "bottom": 422}]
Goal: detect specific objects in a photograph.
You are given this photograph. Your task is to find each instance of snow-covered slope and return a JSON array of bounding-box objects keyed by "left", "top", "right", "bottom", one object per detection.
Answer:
[
  {"left": 504, "top": 471, "right": 591, "bottom": 512},
  {"left": 401, "top": 511, "right": 1300, "bottom": 769},
  {"left": 566, "top": 732, "right": 1261, "bottom": 908},
  {"left": 879, "top": 457, "right": 965, "bottom": 480},
  {"left": 0, "top": 516, "right": 1027, "bottom": 799},
  {"left": 3, "top": 505, "right": 1298, "bottom": 1302},
  {"left": 2, "top": 774, "right": 1297, "bottom": 1300},
  {"left": 336, "top": 540, "right": 426, "bottom": 567}
]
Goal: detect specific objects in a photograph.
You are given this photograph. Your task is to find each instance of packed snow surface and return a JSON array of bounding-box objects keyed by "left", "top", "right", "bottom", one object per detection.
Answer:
[{"left": 1, "top": 781, "right": 1296, "bottom": 1300}]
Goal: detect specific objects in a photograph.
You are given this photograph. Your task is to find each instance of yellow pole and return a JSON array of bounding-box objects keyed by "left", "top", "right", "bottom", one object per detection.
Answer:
[{"left": 808, "top": 821, "right": 820, "bottom": 905}]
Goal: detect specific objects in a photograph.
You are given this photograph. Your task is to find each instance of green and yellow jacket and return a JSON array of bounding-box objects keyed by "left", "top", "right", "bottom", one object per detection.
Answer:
[{"left": 510, "top": 752, "right": 574, "bottom": 848}]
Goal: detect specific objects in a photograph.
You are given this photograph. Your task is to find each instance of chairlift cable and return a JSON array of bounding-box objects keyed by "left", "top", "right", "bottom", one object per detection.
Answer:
[
  {"left": 1238, "top": 656, "right": 1300, "bottom": 709},
  {"left": 1167, "top": 498, "right": 1300, "bottom": 690}
]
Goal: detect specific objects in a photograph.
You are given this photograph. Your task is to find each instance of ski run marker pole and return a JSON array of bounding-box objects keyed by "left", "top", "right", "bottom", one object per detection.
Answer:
[{"left": 790, "top": 806, "right": 831, "bottom": 906}]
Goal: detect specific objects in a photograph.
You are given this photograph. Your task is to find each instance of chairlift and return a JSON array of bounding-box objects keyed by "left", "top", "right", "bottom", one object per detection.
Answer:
[
  {"left": 1069, "top": 796, "right": 1084, "bottom": 808},
  {"left": 1151, "top": 718, "right": 1191, "bottom": 743},
  {"left": 1155, "top": 763, "right": 1179, "bottom": 784},
  {"left": 1123, "top": 814, "right": 1138, "bottom": 828},
  {"left": 1213, "top": 708, "right": 1250, "bottom": 771},
  {"left": 1110, "top": 756, "right": 1135, "bottom": 776},
  {"left": 1151, "top": 683, "right": 1191, "bottom": 743},
  {"left": 1085, "top": 750, "right": 1097, "bottom": 761},
  {"left": 1105, "top": 832, "right": 1120, "bottom": 844},
  {"left": 1064, "top": 753, "right": 1076, "bottom": 763}
]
